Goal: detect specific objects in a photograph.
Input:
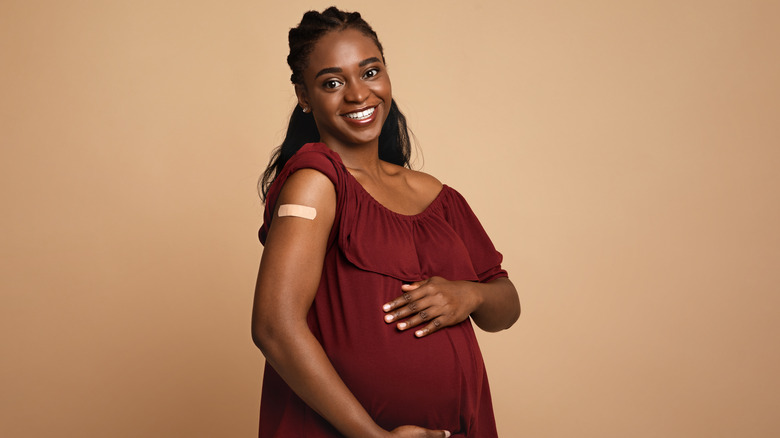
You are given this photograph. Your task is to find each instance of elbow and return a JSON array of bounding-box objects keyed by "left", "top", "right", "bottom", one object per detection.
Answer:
[
  {"left": 502, "top": 282, "right": 521, "bottom": 330},
  {"left": 481, "top": 295, "right": 521, "bottom": 332},
  {"left": 502, "top": 292, "right": 521, "bottom": 330},
  {"left": 506, "top": 299, "right": 521, "bottom": 329},
  {"left": 251, "top": 313, "right": 281, "bottom": 353},
  {"left": 251, "top": 299, "right": 286, "bottom": 352},
  {"left": 251, "top": 320, "right": 270, "bottom": 352},
  {"left": 251, "top": 312, "right": 308, "bottom": 355},
  {"left": 484, "top": 315, "right": 519, "bottom": 332}
]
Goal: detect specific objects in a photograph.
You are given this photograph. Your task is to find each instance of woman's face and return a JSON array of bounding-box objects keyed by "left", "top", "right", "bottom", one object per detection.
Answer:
[{"left": 296, "top": 28, "right": 392, "bottom": 150}]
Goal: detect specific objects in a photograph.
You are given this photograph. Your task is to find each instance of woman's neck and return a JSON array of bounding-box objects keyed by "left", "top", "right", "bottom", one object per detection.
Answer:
[{"left": 323, "top": 140, "right": 383, "bottom": 176}]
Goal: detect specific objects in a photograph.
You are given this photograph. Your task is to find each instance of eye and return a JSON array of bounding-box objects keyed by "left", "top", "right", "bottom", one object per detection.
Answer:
[
  {"left": 323, "top": 79, "right": 343, "bottom": 89},
  {"left": 363, "top": 67, "right": 380, "bottom": 79}
]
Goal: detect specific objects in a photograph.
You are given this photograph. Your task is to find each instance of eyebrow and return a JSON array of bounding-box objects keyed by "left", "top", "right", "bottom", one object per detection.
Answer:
[{"left": 314, "top": 57, "right": 383, "bottom": 78}]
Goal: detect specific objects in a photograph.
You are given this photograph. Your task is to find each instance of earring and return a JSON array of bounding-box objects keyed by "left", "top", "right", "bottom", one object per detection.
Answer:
[{"left": 302, "top": 106, "right": 310, "bottom": 113}]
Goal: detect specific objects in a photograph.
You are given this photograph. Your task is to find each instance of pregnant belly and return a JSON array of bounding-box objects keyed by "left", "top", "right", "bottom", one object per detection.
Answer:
[{"left": 325, "top": 322, "right": 480, "bottom": 433}]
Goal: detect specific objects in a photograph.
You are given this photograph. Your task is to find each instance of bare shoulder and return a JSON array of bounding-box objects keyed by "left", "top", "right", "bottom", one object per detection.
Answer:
[
  {"left": 404, "top": 168, "right": 443, "bottom": 198},
  {"left": 382, "top": 161, "right": 443, "bottom": 199}
]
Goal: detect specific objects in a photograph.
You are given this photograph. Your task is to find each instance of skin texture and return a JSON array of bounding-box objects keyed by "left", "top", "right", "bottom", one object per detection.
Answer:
[{"left": 252, "top": 28, "right": 520, "bottom": 438}]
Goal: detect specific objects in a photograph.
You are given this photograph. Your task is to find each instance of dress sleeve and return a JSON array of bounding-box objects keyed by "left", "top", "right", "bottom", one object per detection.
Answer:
[
  {"left": 442, "top": 187, "right": 509, "bottom": 283},
  {"left": 258, "top": 143, "right": 346, "bottom": 246}
]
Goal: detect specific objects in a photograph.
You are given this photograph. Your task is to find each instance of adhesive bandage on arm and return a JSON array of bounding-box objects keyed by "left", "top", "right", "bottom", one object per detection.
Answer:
[{"left": 277, "top": 204, "right": 317, "bottom": 220}]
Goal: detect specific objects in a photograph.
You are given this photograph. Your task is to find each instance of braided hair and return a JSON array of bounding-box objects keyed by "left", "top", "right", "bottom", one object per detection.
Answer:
[{"left": 259, "top": 7, "right": 412, "bottom": 201}]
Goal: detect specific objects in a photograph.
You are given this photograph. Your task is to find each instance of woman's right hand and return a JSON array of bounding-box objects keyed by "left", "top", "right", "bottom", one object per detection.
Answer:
[{"left": 388, "top": 425, "right": 451, "bottom": 438}]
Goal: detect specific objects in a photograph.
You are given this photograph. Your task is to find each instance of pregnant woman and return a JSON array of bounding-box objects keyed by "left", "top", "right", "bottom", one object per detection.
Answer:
[{"left": 252, "top": 7, "right": 521, "bottom": 438}]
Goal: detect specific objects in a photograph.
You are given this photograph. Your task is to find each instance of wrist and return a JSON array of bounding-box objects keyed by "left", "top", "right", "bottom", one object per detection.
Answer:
[
  {"left": 343, "top": 418, "right": 387, "bottom": 438},
  {"left": 468, "top": 280, "right": 486, "bottom": 314},
  {"left": 361, "top": 426, "right": 390, "bottom": 438}
]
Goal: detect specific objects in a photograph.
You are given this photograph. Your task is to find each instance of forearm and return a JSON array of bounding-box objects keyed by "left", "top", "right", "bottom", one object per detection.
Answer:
[
  {"left": 254, "top": 323, "right": 387, "bottom": 438},
  {"left": 469, "top": 277, "right": 520, "bottom": 332}
]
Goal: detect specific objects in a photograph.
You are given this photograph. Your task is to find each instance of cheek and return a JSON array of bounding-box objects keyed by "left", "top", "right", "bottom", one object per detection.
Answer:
[
  {"left": 310, "top": 92, "right": 338, "bottom": 114},
  {"left": 375, "top": 80, "right": 392, "bottom": 122},
  {"left": 368, "top": 76, "right": 392, "bottom": 101}
]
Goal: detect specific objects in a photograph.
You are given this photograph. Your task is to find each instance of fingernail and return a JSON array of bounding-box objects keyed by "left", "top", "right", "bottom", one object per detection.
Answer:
[
  {"left": 398, "top": 322, "right": 407, "bottom": 329},
  {"left": 444, "top": 431, "right": 451, "bottom": 438},
  {"left": 415, "top": 330, "right": 424, "bottom": 337},
  {"left": 384, "top": 314, "right": 394, "bottom": 322},
  {"left": 382, "top": 303, "right": 391, "bottom": 311}
]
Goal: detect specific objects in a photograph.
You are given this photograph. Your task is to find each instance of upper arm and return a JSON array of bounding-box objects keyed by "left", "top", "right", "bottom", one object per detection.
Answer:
[{"left": 252, "top": 168, "right": 337, "bottom": 339}]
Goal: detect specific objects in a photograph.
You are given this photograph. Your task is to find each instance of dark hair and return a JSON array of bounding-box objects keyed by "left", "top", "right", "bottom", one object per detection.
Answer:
[{"left": 259, "top": 7, "right": 412, "bottom": 201}]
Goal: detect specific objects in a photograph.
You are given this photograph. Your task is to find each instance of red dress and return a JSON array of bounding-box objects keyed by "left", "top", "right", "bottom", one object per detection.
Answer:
[{"left": 258, "top": 143, "right": 508, "bottom": 437}]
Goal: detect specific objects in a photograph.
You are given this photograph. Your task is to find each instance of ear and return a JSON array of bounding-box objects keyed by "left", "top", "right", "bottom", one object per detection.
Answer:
[{"left": 295, "top": 84, "right": 309, "bottom": 111}]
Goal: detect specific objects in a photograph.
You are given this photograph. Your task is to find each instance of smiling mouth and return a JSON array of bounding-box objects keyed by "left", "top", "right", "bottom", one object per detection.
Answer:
[{"left": 343, "top": 107, "right": 376, "bottom": 120}]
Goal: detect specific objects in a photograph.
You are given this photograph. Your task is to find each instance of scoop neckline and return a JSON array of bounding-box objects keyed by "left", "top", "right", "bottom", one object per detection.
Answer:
[
  {"left": 305, "top": 142, "right": 447, "bottom": 219},
  {"left": 346, "top": 172, "right": 448, "bottom": 219}
]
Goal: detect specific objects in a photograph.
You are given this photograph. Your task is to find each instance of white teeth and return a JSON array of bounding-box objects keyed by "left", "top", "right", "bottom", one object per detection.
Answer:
[{"left": 344, "top": 107, "right": 375, "bottom": 120}]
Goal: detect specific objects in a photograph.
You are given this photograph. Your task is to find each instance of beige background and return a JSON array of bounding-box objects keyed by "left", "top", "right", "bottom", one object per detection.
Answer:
[{"left": 2, "top": 0, "right": 779, "bottom": 437}]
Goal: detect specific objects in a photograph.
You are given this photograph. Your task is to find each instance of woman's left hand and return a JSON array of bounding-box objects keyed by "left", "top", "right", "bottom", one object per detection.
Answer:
[{"left": 382, "top": 277, "right": 482, "bottom": 338}]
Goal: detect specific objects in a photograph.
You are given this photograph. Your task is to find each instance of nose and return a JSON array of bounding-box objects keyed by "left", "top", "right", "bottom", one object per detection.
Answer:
[{"left": 344, "top": 80, "right": 369, "bottom": 103}]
